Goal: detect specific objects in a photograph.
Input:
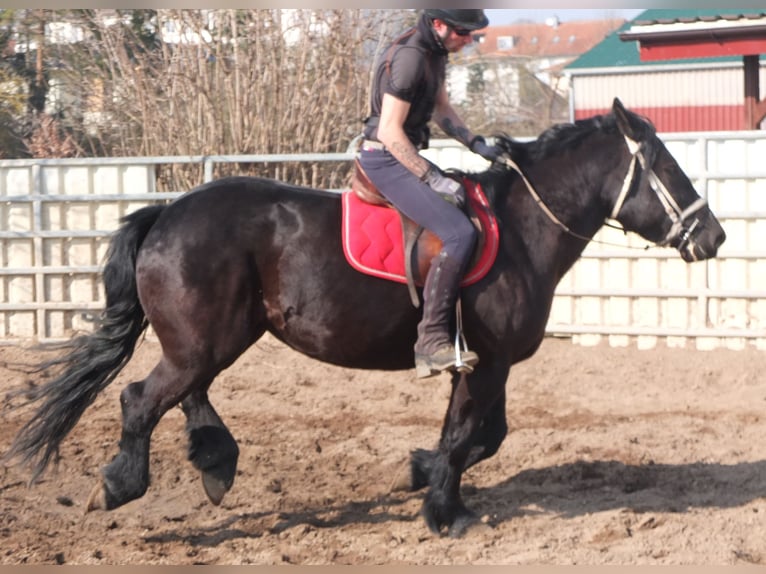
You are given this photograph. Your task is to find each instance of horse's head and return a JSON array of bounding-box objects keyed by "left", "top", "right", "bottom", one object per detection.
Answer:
[{"left": 609, "top": 98, "right": 726, "bottom": 262}]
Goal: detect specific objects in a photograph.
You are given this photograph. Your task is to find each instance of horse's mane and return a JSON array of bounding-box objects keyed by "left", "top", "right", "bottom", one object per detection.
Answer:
[
  {"left": 449, "top": 108, "right": 656, "bottom": 193},
  {"left": 494, "top": 113, "right": 619, "bottom": 165},
  {"left": 443, "top": 116, "right": 618, "bottom": 190},
  {"left": 495, "top": 107, "right": 657, "bottom": 165}
]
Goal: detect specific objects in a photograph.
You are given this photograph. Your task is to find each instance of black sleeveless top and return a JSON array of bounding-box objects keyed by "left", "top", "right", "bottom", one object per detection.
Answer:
[{"left": 363, "top": 16, "right": 448, "bottom": 149}]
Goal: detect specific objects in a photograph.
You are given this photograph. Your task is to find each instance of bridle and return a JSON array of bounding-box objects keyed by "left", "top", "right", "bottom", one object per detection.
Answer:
[
  {"left": 499, "top": 134, "right": 709, "bottom": 255},
  {"left": 611, "top": 135, "right": 708, "bottom": 253}
]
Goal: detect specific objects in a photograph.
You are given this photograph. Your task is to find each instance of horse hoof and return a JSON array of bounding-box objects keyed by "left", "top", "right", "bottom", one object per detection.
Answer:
[
  {"left": 202, "top": 472, "right": 229, "bottom": 505},
  {"left": 448, "top": 511, "right": 492, "bottom": 538},
  {"left": 86, "top": 483, "right": 107, "bottom": 512}
]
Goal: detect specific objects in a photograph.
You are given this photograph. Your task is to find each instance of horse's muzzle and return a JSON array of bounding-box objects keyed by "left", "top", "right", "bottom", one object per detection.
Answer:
[{"left": 677, "top": 210, "right": 726, "bottom": 262}]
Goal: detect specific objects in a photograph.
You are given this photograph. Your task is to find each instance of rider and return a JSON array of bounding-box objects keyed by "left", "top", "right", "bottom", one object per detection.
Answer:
[{"left": 358, "top": 9, "right": 504, "bottom": 378}]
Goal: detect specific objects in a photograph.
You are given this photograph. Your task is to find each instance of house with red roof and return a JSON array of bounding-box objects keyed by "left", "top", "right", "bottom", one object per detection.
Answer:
[{"left": 446, "top": 17, "right": 624, "bottom": 135}]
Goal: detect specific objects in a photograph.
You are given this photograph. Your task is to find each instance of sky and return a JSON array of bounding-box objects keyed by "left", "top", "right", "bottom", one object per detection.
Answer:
[{"left": 485, "top": 9, "right": 645, "bottom": 25}]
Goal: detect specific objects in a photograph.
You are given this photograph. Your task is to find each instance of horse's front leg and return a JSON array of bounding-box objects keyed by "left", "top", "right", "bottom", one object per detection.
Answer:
[
  {"left": 401, "top": 388, "right": 508, "bottom": 493},
  {"left": 421, "top": 364, "right": 508, "bottom": 537}
]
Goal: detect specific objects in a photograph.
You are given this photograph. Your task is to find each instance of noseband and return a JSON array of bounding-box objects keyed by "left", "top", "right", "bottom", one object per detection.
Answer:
[{"left": 611, "top": 135, "right": 708, "bottom": 252}]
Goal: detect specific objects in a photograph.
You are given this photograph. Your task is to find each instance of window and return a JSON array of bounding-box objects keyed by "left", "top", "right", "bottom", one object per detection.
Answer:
[{"left": 497, "top": 35, "right": 516, "bottom": 51}]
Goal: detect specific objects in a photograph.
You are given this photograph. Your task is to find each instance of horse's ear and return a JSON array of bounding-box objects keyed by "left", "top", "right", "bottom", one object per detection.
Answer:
[
  {"left": 613, "top": 98, "right": 636, "bottom": 139},
  {"left": 613, "top": 97, "right": 650, "bottom": 142}
]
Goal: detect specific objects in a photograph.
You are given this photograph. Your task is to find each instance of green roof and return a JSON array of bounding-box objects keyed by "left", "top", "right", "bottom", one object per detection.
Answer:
[{"left": 566, "top": 9, "right": 761, "bottom": 71}]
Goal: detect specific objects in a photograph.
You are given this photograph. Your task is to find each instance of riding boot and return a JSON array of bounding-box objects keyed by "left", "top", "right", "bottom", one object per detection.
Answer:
[{"left": 414, "top": 251, "right": 479, "bottom": 379}]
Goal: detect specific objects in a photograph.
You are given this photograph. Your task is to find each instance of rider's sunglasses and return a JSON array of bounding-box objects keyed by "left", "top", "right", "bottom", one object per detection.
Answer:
[{"left": 451, "top": 26, "right": 473, "bottom": 37}]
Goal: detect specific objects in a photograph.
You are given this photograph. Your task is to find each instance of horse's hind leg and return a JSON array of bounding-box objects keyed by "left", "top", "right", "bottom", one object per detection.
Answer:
[
  {"left": 181, "top": 390, "right": 239, "bottom": 505},
  {"left": 86, "top": 357, "right": 202, "bottom": 511}
]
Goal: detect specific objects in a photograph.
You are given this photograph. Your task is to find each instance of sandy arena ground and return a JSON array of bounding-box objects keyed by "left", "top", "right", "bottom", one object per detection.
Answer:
[{"left": 2, "top": 334, "right": 766, "bottom": 565}]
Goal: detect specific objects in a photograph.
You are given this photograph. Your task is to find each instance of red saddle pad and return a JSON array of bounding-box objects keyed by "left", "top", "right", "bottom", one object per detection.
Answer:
[{"left": 341, "top": 179, "right": 498, "bottom": 287}]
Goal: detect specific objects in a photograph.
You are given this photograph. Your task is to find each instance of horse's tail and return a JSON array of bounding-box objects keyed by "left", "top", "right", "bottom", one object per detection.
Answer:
[{"left": 5, "top": 204, "right": 166, "bottom": 482}]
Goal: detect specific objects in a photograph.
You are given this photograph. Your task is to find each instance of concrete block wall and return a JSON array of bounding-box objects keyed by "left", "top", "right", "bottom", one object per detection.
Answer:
[
  {"left": 0, "top": 162, "right": 156, "bottom": 340},
  {"left": 1, "top": 135, "right": 764, "bottom": 349}
]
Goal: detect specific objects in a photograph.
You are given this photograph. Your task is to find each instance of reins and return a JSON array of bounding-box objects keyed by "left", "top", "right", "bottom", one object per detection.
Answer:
[
  {"left": 498, "top": 154, "right": 596, "bottom": 244},
  {"left": 498, "top": 135, "right": 707, "bottom": 251}
]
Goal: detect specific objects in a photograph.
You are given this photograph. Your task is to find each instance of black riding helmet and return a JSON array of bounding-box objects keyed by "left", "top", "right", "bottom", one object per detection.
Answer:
[{"left": 423, "top": 9, "right": 489, "bottom": 31}]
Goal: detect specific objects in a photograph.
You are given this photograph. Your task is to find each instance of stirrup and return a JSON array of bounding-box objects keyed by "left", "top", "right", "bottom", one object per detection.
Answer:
[
  {"left": 413, "top": 298, "right": 478, "bottom": 379},
  {"left": 453, "top": 298, "right": 476, "bottom": 374}
]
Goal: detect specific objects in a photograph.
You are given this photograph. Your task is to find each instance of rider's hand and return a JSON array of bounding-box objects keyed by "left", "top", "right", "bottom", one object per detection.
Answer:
[
  {"left": 422, "top": 166, "right": 466, "bottom": 208},
  {"left": 470, "top": 135, "right": 504, "bottom": 163}
]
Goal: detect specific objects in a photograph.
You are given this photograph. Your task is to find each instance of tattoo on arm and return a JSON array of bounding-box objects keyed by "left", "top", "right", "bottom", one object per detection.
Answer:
[{"left": 390, "top": 140, "right": 429, "bottom": 179}]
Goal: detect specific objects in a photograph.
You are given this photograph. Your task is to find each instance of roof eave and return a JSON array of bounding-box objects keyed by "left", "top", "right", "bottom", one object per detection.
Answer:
[
  {"left": 620, "top": 20, "right": 766, "bottom": 42},
  {"left": 566, "top": 59, "right": 751, "bottom": 76}
]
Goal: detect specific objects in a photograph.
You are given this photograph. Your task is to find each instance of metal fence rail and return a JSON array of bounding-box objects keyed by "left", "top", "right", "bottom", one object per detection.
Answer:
[{"left": 1, "top": 135, "right": 764, "bottom": 348}]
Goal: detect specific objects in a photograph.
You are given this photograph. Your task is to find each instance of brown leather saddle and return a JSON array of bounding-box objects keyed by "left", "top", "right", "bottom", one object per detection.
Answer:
[{"left": 350, "top": 158, "right": 489, "bottom": 307}]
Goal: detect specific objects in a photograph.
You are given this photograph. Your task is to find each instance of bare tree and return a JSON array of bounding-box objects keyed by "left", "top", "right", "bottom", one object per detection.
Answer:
[
  {"left": 50, "top": 9, "right": 405, "bottom": 190},
  {"left": 0, "top": 9, "right": 73, "bottom": 158},
  {"left": 449, "top": 56, "right": 569, "bottom": 139},
  {"left": 16, "top": 10, "right": 574, "bottom": 180},
  {"left": 0, "top": 20, "right": 27, "bottom": 158}
]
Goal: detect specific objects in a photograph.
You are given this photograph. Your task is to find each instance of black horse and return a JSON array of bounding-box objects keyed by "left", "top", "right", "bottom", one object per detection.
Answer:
[{"left": 6, "top": 99, "right": 725, "bottom": 537}]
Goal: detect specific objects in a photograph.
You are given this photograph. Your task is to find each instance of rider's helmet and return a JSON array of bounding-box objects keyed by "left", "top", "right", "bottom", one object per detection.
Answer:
[{"left": 423, "top": 9, "right": 489, "bottom": 31}]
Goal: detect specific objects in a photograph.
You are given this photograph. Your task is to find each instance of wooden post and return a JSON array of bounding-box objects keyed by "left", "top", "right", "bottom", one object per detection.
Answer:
[{"left": 744, "top": 55, "right": 766, "bottom": 130}]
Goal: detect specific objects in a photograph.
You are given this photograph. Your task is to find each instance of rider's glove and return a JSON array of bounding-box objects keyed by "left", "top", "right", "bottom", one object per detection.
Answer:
[
  {"left": 422, "top": 166, "right": 466, "bottom": 208},
  {"left": 469, "top": 135, "right": 504, "bottom": 163}
]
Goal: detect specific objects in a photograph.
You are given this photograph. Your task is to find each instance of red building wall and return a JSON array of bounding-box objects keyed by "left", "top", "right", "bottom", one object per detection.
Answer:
[
  {"left": 575, "top": 104, "right": 747, "bottom": 132},
  {"left": 571, "top": 64, "right": 766, "bottom": 132}
]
